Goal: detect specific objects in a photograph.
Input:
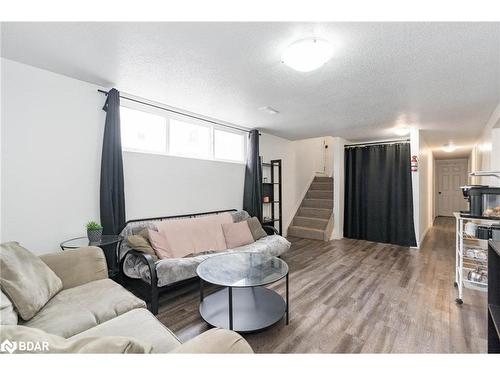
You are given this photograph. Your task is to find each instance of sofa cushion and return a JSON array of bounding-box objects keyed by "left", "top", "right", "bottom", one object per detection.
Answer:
[
  {"left": 170, "top": 328, "right": 253, "bottom": 354},
  {"left": 22, "top": 278, "right": 146, "bottom": 338},
  {"left": 157, "top": 212, "right": 232, "bottom": 258},
  {"left": 127, "top": 229, "right": 158, "bottom": 260},
  {"left": 40, "top": 246, "right": 108, "bottom": 290},
  {"left": 123, "top": 234, "right": 291, "bottom": 287},
  {"left": 0, "top": 289, "right": 18, "bottom": 325},
  {"left": 222, "top": 221, "right": 255, "bottom": 248},
  {"left": 70, "top": 308, "right": 181, "bottom": 353},
  {"left": 246, "top": 217, "right": 268, "bottom": 241},
  {"left": 1, "top": 324, "right": 152, "bottom": 353},
  {"left": 0, "top": 242, "right": 63, "bottom": 321}
]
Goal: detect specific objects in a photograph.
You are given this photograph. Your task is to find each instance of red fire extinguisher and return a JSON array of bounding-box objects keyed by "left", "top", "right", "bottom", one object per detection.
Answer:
[{"left": 411, "top": 155, "right": 418, "bottom": 172}]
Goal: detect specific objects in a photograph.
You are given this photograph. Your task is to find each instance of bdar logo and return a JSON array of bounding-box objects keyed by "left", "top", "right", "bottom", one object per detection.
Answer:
[{"left": 0, "top": 339, "right": 17, "bottom": 354}]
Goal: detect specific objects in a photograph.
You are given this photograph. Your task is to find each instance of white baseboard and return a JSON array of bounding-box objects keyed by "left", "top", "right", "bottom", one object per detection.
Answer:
[{"left": 412, "top": 224, "right": 431, "bottom": 249}]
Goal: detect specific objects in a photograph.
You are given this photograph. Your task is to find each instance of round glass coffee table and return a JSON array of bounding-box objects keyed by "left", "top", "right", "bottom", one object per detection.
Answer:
[{"left": 196, "top": 252, "right": 289, "bottom": 333}]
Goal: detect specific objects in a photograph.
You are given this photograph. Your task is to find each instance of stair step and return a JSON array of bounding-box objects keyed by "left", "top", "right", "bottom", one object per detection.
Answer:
[
  {"left": 288, "top": 225, "right": 325, "bottom": 241},
  {"left": 293, "top": 216, "right": 328, "bottom": 230},
  {"left": 298, "top": 207, "right": 332, "bottom": 219},
  {"left": 314, "top": 176, "right": 333, "bottom": 183},
  {"left": 302, "top": 198, "right": 333, "bottom": 209},
  {"left": 310, "top": 182, "right": 334, "bottom": 191},
  {"left": 306, "top": 190, "right": 333, "bottom": 199}
]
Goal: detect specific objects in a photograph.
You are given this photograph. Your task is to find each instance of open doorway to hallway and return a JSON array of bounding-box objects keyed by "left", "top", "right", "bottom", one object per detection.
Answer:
[{"left": 435, "top": 159, "right": 469, "bottom": 217}]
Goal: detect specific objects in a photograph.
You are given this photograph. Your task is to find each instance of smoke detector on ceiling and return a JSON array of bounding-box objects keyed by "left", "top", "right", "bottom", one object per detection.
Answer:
[{"left": 259, "top": 106, "right": 280, "bottom": 115}]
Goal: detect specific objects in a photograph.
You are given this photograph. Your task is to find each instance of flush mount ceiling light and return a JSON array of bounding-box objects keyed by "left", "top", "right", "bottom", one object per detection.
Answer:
[
  {"left": 442, "top": 143, "right": 457, "bottom": 153},
  {"left": 393, "top": 127, "right": 410, "bottom": 136},
  {"left": 281, "top": 38, "right": 333, "bottom": 72}
]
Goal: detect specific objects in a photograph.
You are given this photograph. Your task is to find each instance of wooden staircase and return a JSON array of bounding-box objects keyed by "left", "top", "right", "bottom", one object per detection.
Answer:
[{"left": 287, "top": 176, "right": 333, "bottom": 241}]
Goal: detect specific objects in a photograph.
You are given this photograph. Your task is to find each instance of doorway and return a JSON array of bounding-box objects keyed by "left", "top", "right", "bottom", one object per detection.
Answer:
[{"left": 435, "top": 159, "right": 468, "bottom": 216}]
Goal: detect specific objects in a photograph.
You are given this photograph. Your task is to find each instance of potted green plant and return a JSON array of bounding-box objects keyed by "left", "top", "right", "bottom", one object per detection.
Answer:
[{"left": 86, "top": 221, "right": 103, "bottom": 243}]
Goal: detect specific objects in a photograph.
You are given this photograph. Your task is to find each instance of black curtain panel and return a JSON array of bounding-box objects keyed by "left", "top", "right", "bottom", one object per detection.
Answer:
[
  {"left": 100, "top": 88, "right": 126, "bottom": 235},
  {"left": 243, "top": 129, "right": 263, "bottom": 220},
  {"left": 343, "top": 142, "right": 417, "bottom": 247}
]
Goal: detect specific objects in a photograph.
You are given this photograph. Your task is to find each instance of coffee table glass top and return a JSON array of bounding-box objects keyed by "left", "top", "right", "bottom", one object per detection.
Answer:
[
  {"left": 60, "top": 235, "right": 122, "bottom": 249},
  {"left": 196, "top": 252, "right": 288, "bottom": 287}
]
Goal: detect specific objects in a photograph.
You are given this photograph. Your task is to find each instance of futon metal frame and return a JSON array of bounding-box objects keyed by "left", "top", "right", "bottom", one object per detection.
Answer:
[{"left": 119, "top": 209, "right": 279, "bottom": 314}]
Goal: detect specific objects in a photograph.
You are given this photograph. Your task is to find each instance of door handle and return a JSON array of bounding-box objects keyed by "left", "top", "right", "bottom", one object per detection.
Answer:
[{"left": 438, "top": 192, "right": 442, "bottom": 195}]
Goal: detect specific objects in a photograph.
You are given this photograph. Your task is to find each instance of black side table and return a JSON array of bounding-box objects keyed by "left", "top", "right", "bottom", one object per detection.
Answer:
[{"left": 60, "top": 235, "right": 123, "bottom": 279}]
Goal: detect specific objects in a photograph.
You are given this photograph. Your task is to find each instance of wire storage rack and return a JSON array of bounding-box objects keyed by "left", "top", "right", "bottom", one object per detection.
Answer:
[{"left": 454, "top": 212, "right": 500, "bottom": 304}]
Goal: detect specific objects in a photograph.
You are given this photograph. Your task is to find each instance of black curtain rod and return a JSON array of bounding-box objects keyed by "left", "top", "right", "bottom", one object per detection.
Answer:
[
  {"left": 97, "top": 89, "right": 251, "bottom": 134},
  {"left": 345, "top": 139, "right": 410, "bottom": 148}
]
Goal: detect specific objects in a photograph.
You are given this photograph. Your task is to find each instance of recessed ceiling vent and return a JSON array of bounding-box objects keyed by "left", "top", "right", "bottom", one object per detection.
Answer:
[{"left": 259, "top": 106, "right": 280, "bottom": 115}]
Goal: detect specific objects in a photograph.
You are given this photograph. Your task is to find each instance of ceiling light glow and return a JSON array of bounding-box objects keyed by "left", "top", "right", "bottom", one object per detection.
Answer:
[
  {"left": 393, "top": 127, "right": 410, "bottom": 136},
  {"left": 281, "top": 38, "right": 333, "bottom": 72},
  {"left": 442, "top": 143, "right": 457, "bottom": 153}
]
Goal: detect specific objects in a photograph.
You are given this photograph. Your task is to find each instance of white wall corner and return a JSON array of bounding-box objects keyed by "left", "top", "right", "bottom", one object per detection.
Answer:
[
  {"left": 332, "top": 137, "right": 347, "bottom": 240},
  {"left": 410, "top": 128, "right": 421, "bottom": 248}
]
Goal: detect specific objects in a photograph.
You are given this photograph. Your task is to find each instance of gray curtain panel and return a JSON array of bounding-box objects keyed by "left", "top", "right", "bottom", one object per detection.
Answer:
[
  {"left": 343, "top": 142, "right": 417, "bottom": 247},
  {"left": 243, "top": 129, "right": 263, "bottom": 221},
  {"left": 100, "top": 88, "right": 126, "bottom": 235}
]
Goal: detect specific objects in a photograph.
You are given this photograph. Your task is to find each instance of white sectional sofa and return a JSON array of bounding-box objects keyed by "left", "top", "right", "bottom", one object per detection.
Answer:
[{"left": 0, "top": 243, "right": 253, "bottom": 353}]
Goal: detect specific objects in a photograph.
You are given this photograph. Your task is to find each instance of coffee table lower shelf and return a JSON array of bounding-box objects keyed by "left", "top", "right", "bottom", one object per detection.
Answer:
[{"left": 199, "top": 286, "right": 287, "bottom": 333}]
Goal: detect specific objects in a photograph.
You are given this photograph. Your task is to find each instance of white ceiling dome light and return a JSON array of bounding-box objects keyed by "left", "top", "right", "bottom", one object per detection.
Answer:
[
  {"left": 281, "top": 38, "right": 334, "bottom": 72},
  {"left": 393, "top": 127, "right": 410, "bottom": 136},
  {"left": 442, "top": 143, "right": 457, "bottom": 153}
]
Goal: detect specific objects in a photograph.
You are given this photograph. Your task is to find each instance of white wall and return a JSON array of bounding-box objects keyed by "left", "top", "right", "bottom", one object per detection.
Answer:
[
  {"left": 470, "top": 103, "right": 500, "bottom": 187},
  {"left": 119, "top": 93, "right": 246, "bottom": 221},
  {"left": 123, "top": 152, "right": 244, "bottom": 220},
  {"left": 2, "top": 59, "right": 105, "bottom": 254},
  {"left": 409, "top": 128, "right": 420, "bottom": 245},
  {"left": 418, "top": 133, "right": 434, "bottom": 245},
  {"left": 0, "top": 59, "right": 247, "bottom": 254},
  {"left": 410, "top": 128, "right": 436, "bottom": 247},
  {"left": 1, "top": 59, "right": 324, "bottom": 253},
  {"left": 332, "top": 137, "right": 347, "bottom": 239}
]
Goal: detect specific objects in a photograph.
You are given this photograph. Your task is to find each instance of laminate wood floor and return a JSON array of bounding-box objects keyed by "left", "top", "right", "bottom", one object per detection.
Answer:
[{"left": 156, "top": 217, "right": 487, "bottom": 353}]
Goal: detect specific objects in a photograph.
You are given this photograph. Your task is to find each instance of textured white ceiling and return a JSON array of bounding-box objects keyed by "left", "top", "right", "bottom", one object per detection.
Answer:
[{"left": 2, "top": 22, "right": 499, "bottom": 158}]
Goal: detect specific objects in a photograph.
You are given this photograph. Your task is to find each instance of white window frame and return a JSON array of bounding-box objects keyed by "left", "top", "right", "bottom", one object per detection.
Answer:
[
  {"left": 212, "top": 125, "right": 247, "bottom": 164},
  {"left": 120, "top": 102, "right": 247, "bottom": 164}
]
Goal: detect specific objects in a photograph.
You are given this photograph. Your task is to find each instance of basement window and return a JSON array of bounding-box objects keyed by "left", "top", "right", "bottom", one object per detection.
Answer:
[
  {"left": 169, "top": 119, "right": 212, "bottom": 160},
  {"left": 120, "top": 106, "right": 167, "bottom": 153},
  {"left": 120, "top": 104, "right": 246, "bottom": 163}
]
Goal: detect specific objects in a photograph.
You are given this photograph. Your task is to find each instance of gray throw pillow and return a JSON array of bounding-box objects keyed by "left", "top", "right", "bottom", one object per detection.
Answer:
[
  {"left": 0, "top": 242, "right": 63, "bottom": 321},
  {"left": 246, "top": 217, "right": 268, "bottom": 241},
  {"left": 231, "top": 210, "right": 250, "bottom": 223}
]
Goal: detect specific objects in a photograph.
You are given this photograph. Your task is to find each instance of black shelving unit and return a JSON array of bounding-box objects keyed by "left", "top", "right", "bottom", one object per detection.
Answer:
[
  {"left": 261, "top": 159, "right": 282, "bottom": 235},
  {"left": 489, "top": 240, "right": 500, "bottom": 353}
]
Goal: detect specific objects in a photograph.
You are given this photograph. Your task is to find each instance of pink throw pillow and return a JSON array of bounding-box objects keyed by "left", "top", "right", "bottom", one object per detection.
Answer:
[
  {"left": 147, "top": 229, "right": 172, "bottom": 259},
  {"left": 156, "top": 212, "right": 232, "bottom": 258},
  {"left": 222, "top": 221, "right": 255, "bottom": 249}
]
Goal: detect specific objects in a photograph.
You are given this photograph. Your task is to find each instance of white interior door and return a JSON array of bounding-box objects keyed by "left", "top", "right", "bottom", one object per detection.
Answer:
[
  {"left": 436, "top": 160, "right": 468, "bottom": 216},
  {"left": 314, "top": 138, "right": 327, "bottom": 175}
]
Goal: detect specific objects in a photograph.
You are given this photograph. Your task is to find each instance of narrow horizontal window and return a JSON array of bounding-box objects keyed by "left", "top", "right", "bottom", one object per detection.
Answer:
[
  {"left": 214, "top": 129, "right": 245, "bottom": 162},
  {"left": 120, "top": 106, "right": 167, "bottom": 153},
  {"left": 119, "top": 104, "right": 246, "bottom": 163},
  {"left": 169, "top": 119, "right": 212, "bottom": 160}
]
